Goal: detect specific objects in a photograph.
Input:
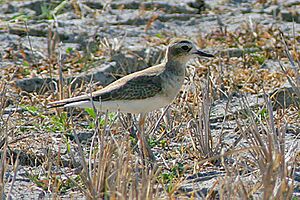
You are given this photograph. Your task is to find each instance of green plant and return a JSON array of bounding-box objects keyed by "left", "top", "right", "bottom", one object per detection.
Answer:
[
  {"left": 50, "top": 112, "right": 68, "bottom": 132},
  {"left": 11, "top": 13, "right": 32, "bottom": 21},
  {"left": 252, "top": 53, "right": 266, "bottom": 65},
  {"left": 84, "top": 108, "right": 116, "bottom": 128},
  {"left": 148, "top": 137, "right": 158, "bottom": 148},
  {"left": 66, "top": 47, "right": 74, "bottom": 54},
  {"left": 40, "top": 1, "right": 68, "bottom": 20}
]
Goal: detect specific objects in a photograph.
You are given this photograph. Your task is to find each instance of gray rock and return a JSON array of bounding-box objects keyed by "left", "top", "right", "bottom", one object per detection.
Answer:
[
  {"left": 270, "top": 82, "right": 300, "bottom": 109},
  {"left": 230, "top": 0, "right": 252, "bottom": 3},
  {"left": 263, "top": 5, "right": 281, "bottom": 16},
  {"left": 261, "top": 59, "right": 287, "bottom": 72},
  {"left": 9, "top": 0, "right": 44, "bottom": 15},
  {"left": 277, "top": 0, "right": 300, "bottom": 7},
  {"left": 0, "top": 33, "right": 20, "bottom": 47},
  {"left": 221, "top": 47, "right": 260, "bottom": 58},
  {"left": 187, "top": 0, "right": 206, "bottom": 13},
  {"left": 280, "top": 9, "right": 300, "bottom": 23},
  {"left": 16, "top": 77, "right": 56, "bottom": 93},
  {"left": 179, "top": 171, "right": 224, "bottom": 197},
  {"left": 74, "top": 131, "right": 94, "bottom": 143},
  {"left": 0, "top": 3, "right": 17, "bottom": 14},
  {"left": 56, "top": 11, "right": 80, "bottom": 20},
  {"left": 84, "top": 1, "right": 197, "bottom": 14}
]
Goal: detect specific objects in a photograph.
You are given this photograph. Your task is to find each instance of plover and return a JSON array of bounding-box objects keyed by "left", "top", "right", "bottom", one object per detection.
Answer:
[
  {"left": 48, "top": 39, "right": 213, "bottom": 111},
  {"left": 48, "top": 39, "right": 214, "bottom": 160}
]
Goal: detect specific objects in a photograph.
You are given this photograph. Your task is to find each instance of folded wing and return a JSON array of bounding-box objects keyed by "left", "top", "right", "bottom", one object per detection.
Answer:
[{"left": 47, "top": 74, "right": 162, "bottom": 109}]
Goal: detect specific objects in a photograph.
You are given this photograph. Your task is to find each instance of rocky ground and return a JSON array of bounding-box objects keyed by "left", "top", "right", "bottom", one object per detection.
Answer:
[{"left": 0, "top": 0, "right": 299, "bottom": 199}]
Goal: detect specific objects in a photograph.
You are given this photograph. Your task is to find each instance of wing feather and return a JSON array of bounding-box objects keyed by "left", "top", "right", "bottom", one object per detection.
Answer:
[
  {"left": 47, "top": 74, "right": 162, "bottom": 108},
  {"left": 92, "top": 75, "right": 162, "bottom": 101}
]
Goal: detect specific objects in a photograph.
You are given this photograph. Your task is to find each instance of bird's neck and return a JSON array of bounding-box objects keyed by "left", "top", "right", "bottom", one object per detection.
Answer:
[{"left": 164, "top": 58, "right": 187, "bottom": 76}]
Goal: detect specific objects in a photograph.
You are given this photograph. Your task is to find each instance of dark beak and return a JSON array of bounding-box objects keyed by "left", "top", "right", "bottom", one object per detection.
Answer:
[{"left": 193, "top": 50, "right": 214, "bottom": 57}]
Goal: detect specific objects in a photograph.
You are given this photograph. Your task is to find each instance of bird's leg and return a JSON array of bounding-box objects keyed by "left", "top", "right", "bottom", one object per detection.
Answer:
[
  {"left": 137, "top": 113, "right": 155, "bottom": 163},
  {"left": 138, "top": 113, "right": 146, "bottom": 131},
  {"left": 126, "top": 113, "right": 135, "bottom": 135}
]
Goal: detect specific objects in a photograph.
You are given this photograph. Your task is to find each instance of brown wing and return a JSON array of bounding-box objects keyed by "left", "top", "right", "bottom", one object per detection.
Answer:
[
  {"left": 47, "top": 74, "right": 162, "bottom": 108},
  {"left": 92, "top": 75, "right": 162, "bottom": 101}
]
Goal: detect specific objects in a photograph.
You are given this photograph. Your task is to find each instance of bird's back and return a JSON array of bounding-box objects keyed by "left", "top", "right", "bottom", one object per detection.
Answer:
[{"left": 47, "top": 63, "right": 166, "bottom": 109}]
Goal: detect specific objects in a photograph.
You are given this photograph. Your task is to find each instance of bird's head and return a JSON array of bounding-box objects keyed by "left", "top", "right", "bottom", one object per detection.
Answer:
[{"left": 166, "top": 39, "right": 214, "bottom": 64}]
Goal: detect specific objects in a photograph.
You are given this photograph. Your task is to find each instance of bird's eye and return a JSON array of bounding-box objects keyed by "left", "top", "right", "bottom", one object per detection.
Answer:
[{"left": 181, "top": 45, "right": 190, "bottom": 51}]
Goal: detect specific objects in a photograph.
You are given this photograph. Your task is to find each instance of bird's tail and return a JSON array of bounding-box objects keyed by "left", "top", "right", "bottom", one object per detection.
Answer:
[
  {"left": 47, "top": 100, "right": 68, "bottom": 109},
  {"left": 47, "top": 94, "right": 90, "bottom": 109}
]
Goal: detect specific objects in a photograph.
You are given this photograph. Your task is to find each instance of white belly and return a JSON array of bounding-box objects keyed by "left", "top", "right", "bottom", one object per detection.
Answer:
[{"left": 64, "top": 96, "right": 172, "bottom": 114}]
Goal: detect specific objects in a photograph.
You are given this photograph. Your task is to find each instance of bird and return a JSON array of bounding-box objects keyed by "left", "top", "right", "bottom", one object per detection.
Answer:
[{"left": 47, "top": 38, "right": 214, "bottom": 160}]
